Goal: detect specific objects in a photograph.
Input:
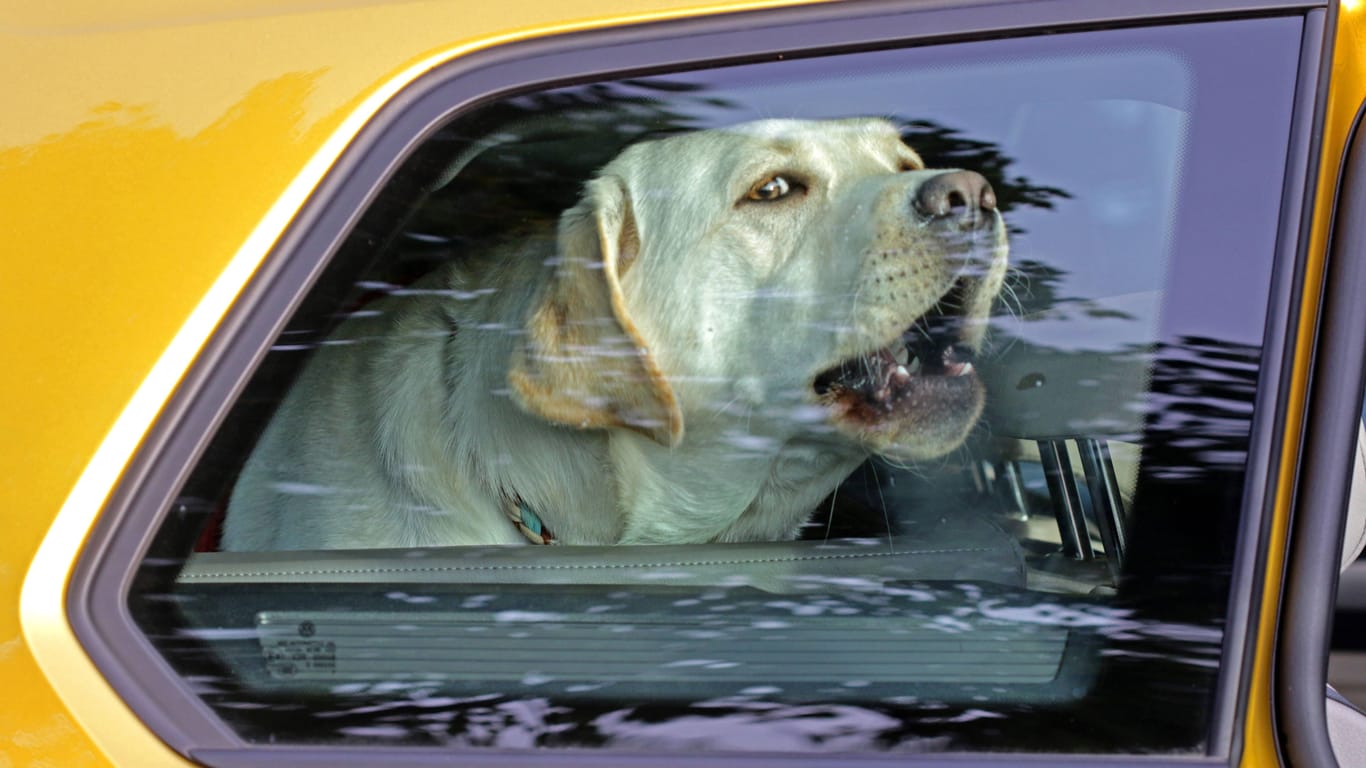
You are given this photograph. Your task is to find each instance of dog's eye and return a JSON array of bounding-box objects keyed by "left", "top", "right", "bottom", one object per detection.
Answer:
[{"left": 747, "top": 175, "right": 799, "bottom": 202}]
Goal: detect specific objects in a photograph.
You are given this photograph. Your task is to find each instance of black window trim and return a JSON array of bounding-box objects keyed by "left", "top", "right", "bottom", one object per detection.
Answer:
[
  {"left": 1276, "top": 88, "right": 1366, "bottom": 767},
  {"left": 65, "top": 0, "right": 1329, "bottom": 764},
  {"left": 1233, "top": 4, "right": 1334, "bottom": 761}
]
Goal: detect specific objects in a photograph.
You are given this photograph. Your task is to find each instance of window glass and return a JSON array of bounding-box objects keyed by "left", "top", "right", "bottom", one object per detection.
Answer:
[{"left": 132, "top": 17, "right": 1301, "bottom": 755}]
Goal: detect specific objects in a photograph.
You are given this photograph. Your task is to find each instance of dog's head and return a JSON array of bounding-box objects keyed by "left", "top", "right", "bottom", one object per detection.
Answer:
[{"left": 510, "top": 117, "right": 1008, "bottom": 462}]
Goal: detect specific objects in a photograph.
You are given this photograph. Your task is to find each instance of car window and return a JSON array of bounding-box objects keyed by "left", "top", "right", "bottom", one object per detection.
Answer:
[{"left": 127, "top": 16, "right": 1302, "bottom": 757}]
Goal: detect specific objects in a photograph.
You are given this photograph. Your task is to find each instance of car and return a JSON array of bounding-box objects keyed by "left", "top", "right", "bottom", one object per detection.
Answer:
[{"left": 4, "top": 0, "right": 1366, "bottom": 765}]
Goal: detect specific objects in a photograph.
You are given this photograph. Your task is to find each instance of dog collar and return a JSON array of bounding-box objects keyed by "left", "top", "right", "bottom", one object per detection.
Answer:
[{"left": 504, "top": 493, "right": 558, "bottom": 545}]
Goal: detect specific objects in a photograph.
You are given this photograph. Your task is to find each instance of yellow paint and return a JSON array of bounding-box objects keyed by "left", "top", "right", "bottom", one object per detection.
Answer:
[
  {"left": 8, "top": 0, "right": 1362, "bottom": 764},
  {"left": 1241, "top": 3, "right": 1366, "bottom": 765},
  {"left": 3, "top": 1, "right": 819, "bottom": 765}
]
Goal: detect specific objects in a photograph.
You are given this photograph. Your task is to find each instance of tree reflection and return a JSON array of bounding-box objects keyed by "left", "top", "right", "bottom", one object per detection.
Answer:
[
  {"left": 388, "top": 81, "right": 723, "bottom": 282},
  {"left": 897, "top": 119, "right": 1071, "bottom": 230},
  {"left": 367, "top": 81, "right": 1074, "bottom": 286}
]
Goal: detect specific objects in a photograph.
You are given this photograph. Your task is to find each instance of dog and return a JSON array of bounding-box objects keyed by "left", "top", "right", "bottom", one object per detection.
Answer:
[{"left": 222, "top": 117, "right": 1009, "bottom": 550}]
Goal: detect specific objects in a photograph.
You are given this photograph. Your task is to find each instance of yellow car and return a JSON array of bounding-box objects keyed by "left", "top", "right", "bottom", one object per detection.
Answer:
[{"left": 5, "top": 0, "right": 1366, "bottom": 765}]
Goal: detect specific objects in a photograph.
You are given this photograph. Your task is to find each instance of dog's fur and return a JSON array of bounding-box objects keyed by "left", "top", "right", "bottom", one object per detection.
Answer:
[{"left": 223, "top": 118, "right": 1008, "bottom": 550}]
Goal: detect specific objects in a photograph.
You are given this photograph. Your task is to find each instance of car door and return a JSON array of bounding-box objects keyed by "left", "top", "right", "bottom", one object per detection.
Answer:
[{"left": 19, "top": 1, "right": 1366, "bottom": 766}]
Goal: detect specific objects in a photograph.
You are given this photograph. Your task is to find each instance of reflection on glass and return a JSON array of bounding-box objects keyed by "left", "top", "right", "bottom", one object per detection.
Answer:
[{"left": 132, "top": 17, "right": 1302, "bottom": 756}]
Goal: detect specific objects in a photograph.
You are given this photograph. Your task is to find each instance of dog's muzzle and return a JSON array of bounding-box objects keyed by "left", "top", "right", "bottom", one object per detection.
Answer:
[{"left": 811, "top": 169, "right": 1004, "bottom": 457}]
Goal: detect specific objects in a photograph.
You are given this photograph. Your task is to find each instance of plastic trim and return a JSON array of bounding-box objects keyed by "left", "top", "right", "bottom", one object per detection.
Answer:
[
  {"left": 1276, "top": 95, "right": 1366, "bottom": 767},
  {"left": 1208, "top": 8, "right": 1330, "bottom": 760}
]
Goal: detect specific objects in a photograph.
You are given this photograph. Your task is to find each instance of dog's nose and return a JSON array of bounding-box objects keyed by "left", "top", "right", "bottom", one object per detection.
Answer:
[{"left": 912, "top": 170, "right": 997, "bottom": 229}]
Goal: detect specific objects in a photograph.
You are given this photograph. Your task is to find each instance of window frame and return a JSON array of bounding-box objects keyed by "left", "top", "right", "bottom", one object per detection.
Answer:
[
  {"left": 66, "top": 0, "right": 1329, "bottom": 764},
  {"left": 1277, "top": 95, "right": 1366, "bottom": 765}
]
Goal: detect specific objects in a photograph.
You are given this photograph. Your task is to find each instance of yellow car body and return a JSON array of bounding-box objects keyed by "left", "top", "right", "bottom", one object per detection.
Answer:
[
  {"left": 2, "top": 4, "right": 815, "bottom": 763},
  {"left": 2, "top": 0, "right": 1364, "bottom": 765}
]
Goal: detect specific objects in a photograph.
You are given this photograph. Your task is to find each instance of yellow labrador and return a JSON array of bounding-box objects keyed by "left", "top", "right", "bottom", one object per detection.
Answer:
[{"left": 223, "top": 117, "right": 1008, "bottom": 550}]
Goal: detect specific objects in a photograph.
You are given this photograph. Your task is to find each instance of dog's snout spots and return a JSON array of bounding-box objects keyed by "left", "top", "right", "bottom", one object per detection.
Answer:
[{"left": 912, "top": 171, "right": 997, "bottom": 230}]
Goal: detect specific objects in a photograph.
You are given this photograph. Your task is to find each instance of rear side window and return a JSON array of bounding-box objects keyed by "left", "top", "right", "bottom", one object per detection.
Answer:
[{"left": 126, "top": 14, "right": 1301, "bottom": 758}]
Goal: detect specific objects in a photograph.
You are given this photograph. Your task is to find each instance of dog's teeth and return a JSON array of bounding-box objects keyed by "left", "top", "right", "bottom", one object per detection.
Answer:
[
  {"left": 949, "top": 361, "right": 974, "bottom": 377},
  {"left": 907, "top": 356, "right": 922, "bottom": 375},
  {"left": 894, "top": 345, "right": 911, "bottom": 365}
]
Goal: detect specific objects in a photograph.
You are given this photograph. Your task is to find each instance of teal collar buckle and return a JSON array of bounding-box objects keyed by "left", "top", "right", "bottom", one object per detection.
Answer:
[{"left": 504, "top": 493, "right": 558, "bottom": 545}]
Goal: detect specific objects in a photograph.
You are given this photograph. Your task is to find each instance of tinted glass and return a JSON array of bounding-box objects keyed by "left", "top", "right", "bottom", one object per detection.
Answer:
[{"left": 132, "top": 17, "right": 1301, "bottom": 756}]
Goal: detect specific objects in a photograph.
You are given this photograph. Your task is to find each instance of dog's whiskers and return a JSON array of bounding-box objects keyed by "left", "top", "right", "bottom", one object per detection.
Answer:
[
  {"left": 997, "top": 277, "right": 1025, "bottom": 322},
  {"left": 911, "top": 318, "right": 936, "bottom": 345},
  {"left": 867, "top": 460, "right": 894, "bottom": 552},
  {"left": 823, "top": 481, "right": 839, "bottom": 542},
  {"left": 710, "top": 392, "right": 747, "bottom": 419}
]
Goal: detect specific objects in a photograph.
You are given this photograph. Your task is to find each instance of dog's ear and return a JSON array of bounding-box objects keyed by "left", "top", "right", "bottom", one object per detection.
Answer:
[{"left": 509, "top": 175, "right": 684, "bottom": 447}]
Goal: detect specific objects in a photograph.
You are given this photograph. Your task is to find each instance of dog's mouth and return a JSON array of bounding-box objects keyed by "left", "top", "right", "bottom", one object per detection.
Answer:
[
  {"left": 810, "top": 290, "right": 986, "bottom": 458},
  {"left": 813, "top": 311, "right": 977, "bottom": 411}
]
